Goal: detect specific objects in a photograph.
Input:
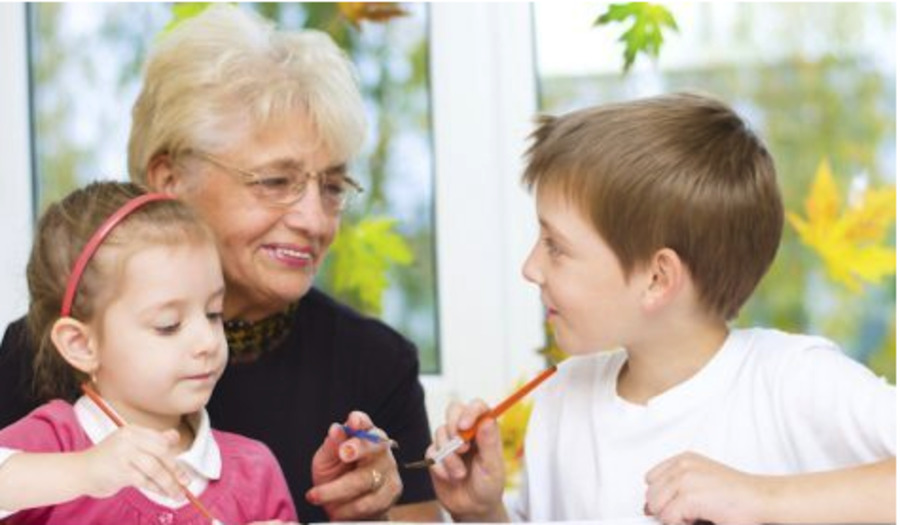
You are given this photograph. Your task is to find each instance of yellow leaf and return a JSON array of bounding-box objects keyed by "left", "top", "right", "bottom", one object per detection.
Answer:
[
  {"left": 842, "top": 188, "right": 896, "bottom": 243},
  {"left": 537, "top": 321, "right": 569, "bottom": 366},
  {"left": 805, "top": 159, "right": 840, "bottom": 225},
  {"left": 847, "top": 245, "right": 896, "bottom": 282},
  {"left": 786, "top": 212, "right": 812, "bottom": 245},
  {"left": 497, "top": 382, "right": 534, "bottom": 488},
  {"left": 788, "top": 158, "right": 896, "bottom": 293}
]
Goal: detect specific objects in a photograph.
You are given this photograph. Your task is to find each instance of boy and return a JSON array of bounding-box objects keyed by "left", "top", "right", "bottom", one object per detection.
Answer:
[{"left": 427, "top": 93, "right": 896, "bottom": 523}]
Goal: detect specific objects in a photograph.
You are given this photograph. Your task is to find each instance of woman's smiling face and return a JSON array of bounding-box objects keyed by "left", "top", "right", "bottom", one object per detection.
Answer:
[{"left": 174, "top": 109, "right": 343, "bottom": 321}]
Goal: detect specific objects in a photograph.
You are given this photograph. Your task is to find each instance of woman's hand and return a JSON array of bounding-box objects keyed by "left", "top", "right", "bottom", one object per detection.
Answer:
[
  {"left": 644, "top": 451, "right": 766, "bottom": 525},
  {"left": 428, "top": 399, "right": 508, "bottom": 522},
  {"left": 306, "top": 411, "right": 402, "bottom": 520},
  {"left": 80, "top": 425, "right": 188, "bottom": 500}
]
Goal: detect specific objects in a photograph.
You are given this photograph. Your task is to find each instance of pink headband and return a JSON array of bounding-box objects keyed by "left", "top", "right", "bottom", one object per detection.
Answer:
[{"left": 60, "top": 193, "right": 176, "bottom": 318}]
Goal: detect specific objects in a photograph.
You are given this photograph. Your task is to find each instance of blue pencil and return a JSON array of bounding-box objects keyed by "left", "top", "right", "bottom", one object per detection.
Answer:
[{"left": 341, "top": 424, "right": 399, "bottom": 449}]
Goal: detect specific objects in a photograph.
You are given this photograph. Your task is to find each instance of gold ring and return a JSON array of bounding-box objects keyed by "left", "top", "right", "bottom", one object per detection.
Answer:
[{"left": 370, "top": 469, "right": 384, "bottom": 492}]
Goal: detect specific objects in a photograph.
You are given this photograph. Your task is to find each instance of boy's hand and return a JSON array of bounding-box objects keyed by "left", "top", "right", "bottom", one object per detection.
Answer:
[
  {"left": 79, "top": 425, "right": 188, "bottom": 500},
  {"left": 428, "top": 399, "right": 508, "bottom": 522},
  {"left": 644, "top": 451, "right": 766, "bottom": 525}
]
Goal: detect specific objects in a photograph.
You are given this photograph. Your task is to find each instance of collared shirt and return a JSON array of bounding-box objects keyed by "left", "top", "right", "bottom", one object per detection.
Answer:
[{"left": 0, "top": 396, "right": 221, "bottom": 516}]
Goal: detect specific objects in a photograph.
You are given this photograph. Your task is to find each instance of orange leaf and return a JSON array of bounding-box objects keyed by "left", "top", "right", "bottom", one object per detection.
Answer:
[{"left": 339, "top": 2, "right": 407, "bottom": 28}]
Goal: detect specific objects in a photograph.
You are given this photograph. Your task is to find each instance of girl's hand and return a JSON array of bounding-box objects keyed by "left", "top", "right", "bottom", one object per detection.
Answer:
[
  {"left": 645, "top": 451, "right": 767, "bottom": 525},
  {"left": 307, "top": 411, "right": 402, "bottom": 521},
  {"left": 79, "top": 425, "right": 188, "bottom": 500},
  {"left": 428, "top": 399, "right": 507, "bottom": 522}
]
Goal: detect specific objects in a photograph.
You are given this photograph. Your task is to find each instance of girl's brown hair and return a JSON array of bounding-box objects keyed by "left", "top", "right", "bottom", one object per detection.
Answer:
[
  {"left": 523, "top": 92, "right": 784, "bottom": 320},
  {"left": 26, "top": 181, "right": 213, "bottom": 401}
]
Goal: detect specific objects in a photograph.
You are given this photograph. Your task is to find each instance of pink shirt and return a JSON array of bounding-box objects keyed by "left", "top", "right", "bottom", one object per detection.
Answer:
[{"left": 0, "top": 400, "right": 296, "bottom": 524}]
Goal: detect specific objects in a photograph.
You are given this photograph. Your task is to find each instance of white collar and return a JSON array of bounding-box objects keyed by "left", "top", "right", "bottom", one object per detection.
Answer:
[{"left": 74, "top": 395, "right": 222, "bottom": 507}]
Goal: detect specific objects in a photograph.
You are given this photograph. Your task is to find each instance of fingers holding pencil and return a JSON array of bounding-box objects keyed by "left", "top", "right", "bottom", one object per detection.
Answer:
[
  {"left": 413, "top": 366, "right": 558, "bottom": 521},
  {"left": 406, "top": 365, "right": 558, "bottom": 470},
  {"left": 425, "top": 399, "right": 507, "bottom": 521},
  {"left": 79, "top": 424, "right": 187, "bottom": 500},
  {"left": 429, "top": 399, "right": 494, "bottom": 480}
]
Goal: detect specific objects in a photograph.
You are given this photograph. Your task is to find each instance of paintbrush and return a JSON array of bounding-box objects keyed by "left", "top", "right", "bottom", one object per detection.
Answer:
[
  {"left": 80, "top": 382, "right": 225, "bottom": 525},
  {"left": 404, "top": 365, "right": 557, "bottom": 469},
  {"left": 341, "top": 425, "right": 399, "bottom": 449}
]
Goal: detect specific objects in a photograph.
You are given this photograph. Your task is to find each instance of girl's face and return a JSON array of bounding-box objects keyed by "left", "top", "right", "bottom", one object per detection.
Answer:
[
  {"left": 91, "top": 241, "right": 227, "bottom": 430},
  {"left": 176, "top": 109, "right": 342, "bottom": 321},
  {"left": 522, "top": 190, "right": 648, "bottom": 356}
]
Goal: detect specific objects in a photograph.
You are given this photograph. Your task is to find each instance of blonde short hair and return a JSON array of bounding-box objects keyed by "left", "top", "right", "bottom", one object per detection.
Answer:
[
  {"left": 128, "top": 5, "right": 367, "bottom": 183},
  {"left": 523, "top": 93, "right": 784, "bottom": 320}
]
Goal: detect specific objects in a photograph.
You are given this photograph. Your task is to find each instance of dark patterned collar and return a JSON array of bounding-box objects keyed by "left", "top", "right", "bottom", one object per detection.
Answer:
[{"left": 224, "top": 302, "right": 299, "bottom": 363}]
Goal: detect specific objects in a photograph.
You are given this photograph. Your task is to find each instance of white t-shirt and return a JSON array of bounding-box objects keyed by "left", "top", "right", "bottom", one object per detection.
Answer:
[{"left": 509, "top": 328, "right": 896, "bottom": 521}]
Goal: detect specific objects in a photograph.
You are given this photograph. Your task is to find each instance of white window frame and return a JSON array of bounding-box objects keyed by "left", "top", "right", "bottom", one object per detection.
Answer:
[
  {"left": 0, "top": 3, "right": 33, "bottom": 330},
  {"left": 425, "top": 3, "right": 545, "bottom": 426}
]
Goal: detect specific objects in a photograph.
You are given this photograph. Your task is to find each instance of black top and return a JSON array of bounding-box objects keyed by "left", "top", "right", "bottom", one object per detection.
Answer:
[{"left": 0, "top": 288, "right": 435, "bottom": 522}]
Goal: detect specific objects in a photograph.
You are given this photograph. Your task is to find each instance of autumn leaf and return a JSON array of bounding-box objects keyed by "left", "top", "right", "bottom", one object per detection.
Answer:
[
  {"left": 329, "top": 217, "right": 414, "bottom": 314},
  {"left": 338, "top": 2, "right": 408, "bottom": 28},
  {"left": 842, "top": 186, "right": 895, "bottom": 243},
  {"left": 160, "top": 3, "right": 221, "bottom": 38},
  {"left": 497, "top": 381, "right": 534, "bottom": 488},
  {"left": 787, "top": 159, "right": 896, "bottom": 293},
  {"left": 538, "top": 320, "right": 569, "bottom": 366},
  {"left": 594, "top": 2, "right": 679, "bottom": 73}
]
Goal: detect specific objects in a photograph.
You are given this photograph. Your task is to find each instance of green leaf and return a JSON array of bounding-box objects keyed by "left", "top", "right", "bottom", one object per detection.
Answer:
[
  {"left": 159, "top": 3, "right": 224, "bottom": 39},
  {"left": 328, "top": 217, "right": 414, "bottom": 315},
  {"left": 594, "top": 3, "right": 679, "bottom": 73}
]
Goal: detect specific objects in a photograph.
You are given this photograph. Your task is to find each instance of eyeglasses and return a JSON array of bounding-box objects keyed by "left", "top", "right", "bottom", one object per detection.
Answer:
[{"left": 189, "top": 151, "right": 363, "bottom": 213}]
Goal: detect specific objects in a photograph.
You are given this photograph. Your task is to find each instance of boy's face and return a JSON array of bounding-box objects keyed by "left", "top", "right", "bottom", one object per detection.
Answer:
[
  {"left": 522, "top": 190, "right": 647, "bottom": 356},
  {"left": 90, "top": 241, "right": 227, "bottom": 429}
]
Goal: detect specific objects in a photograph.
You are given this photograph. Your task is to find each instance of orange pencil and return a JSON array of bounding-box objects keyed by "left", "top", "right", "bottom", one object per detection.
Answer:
[
  {"left": 80, "top": 383, "right": 223, "bottom": 524},
  {"left": 405, "top": 365, "right": 557, "bottom": 468}
]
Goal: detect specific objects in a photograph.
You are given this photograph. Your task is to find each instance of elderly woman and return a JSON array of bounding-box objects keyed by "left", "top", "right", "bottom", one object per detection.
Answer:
[{"left": 0, "top": 5, "right": 438, "bottom": 522}]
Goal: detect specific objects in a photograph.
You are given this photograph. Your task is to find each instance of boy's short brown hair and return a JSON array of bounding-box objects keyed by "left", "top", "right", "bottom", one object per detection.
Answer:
[{"left": 523, "top": 92, "right": 783, "bottom": 320}]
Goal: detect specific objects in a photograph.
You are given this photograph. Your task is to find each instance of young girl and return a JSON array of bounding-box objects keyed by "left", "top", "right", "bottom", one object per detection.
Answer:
[{"left": 0, "top": 181, "right": 297, "bottom": 524}]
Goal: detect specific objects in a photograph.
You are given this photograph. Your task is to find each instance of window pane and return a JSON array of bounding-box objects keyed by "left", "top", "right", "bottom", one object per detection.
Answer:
[
  {"left": 534, "top": 3, "right": 896, "bottom": 375},
  {"left": 28, "top": 3, "right": 439, "bottom": 373}
]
